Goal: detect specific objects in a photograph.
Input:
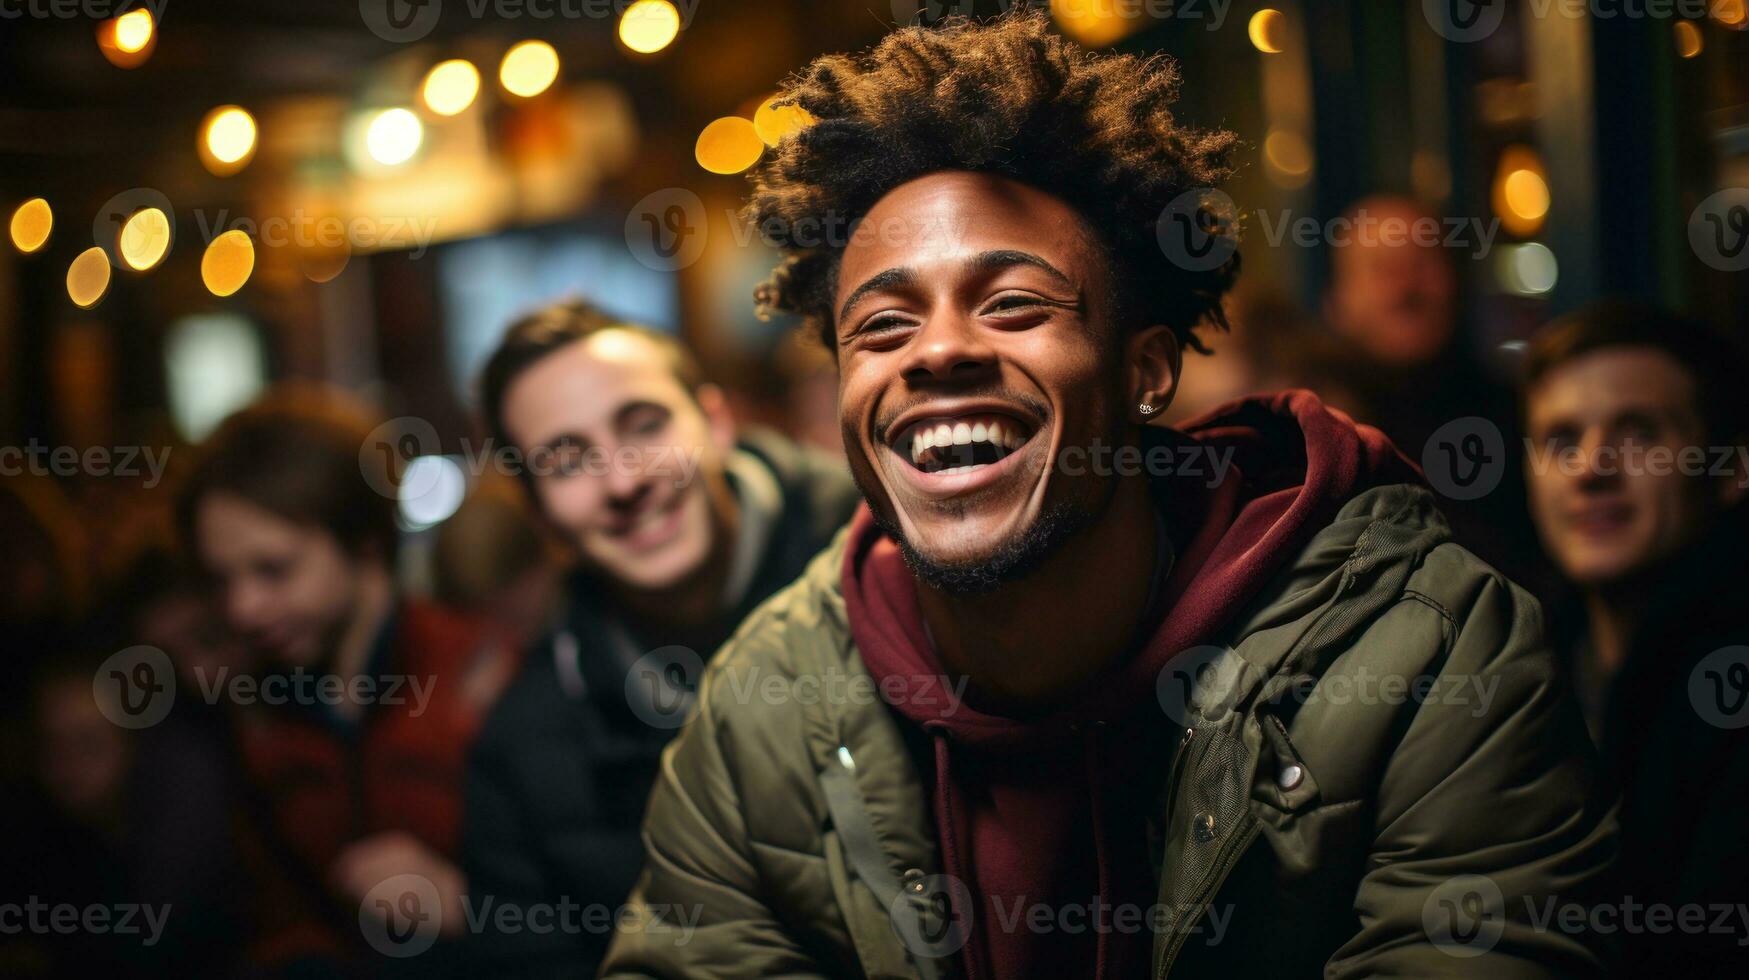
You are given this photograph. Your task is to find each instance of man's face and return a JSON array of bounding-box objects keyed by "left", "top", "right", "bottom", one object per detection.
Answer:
[
  {"left": 833, "top": 171, "right": 1131, "bottom": 586},
  {"left": 1525, "top": 346, "right": 1721, "bottom": 589},
  {"left": 195, "top": 492, "right": 365, "bottom": 667},
  {"left": 1326, "top": 199, "right": 1457, "bottom": 368},
  {"left": 501, "top": 331, "right": 735, "bottom": 593}
]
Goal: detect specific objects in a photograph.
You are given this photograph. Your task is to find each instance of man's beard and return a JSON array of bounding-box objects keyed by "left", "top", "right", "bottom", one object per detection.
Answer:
[{"left": 874, "top": 499, "right": 1095, "bottom": 596}]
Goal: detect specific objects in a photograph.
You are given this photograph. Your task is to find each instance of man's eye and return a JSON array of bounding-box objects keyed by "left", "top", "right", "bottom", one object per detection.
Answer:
[{"left": 984, "top": 295, "right": 1042, "bottom": 313}]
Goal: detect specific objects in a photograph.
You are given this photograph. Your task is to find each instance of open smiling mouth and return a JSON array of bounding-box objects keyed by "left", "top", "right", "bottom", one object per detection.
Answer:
[{"left": 896, "top": 413, "right": 1035, "bottom": 476}]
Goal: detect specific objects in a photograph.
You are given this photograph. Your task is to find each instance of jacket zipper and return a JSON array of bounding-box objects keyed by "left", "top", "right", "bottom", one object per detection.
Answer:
[{"left": 1158, "top": 813, "right": 1262, "bottom": 976}]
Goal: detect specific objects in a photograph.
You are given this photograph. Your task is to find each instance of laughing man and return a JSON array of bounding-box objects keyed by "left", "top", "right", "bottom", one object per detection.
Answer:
[{"left": 604, "top": 13, "right": 1614, "bottom": 978}]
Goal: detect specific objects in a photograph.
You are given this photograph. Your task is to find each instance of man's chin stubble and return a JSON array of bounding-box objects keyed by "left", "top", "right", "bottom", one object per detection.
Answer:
[{"left": 871, "top": 499, "right": 1093, "bottom": 597}]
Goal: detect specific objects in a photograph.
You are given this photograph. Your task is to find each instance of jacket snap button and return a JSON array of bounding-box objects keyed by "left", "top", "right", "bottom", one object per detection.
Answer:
[
  {"left": 902, "top": 869, "right": 926, "bottom": 894},
  {"left": 1277, "top": 763, "right": 1304, "bottom": 791},
  {"left": 1192, "top": 811, "right": 1217, "bottom": 842}
]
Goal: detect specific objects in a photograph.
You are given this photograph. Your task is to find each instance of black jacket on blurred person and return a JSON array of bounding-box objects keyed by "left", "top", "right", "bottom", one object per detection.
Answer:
[
  {"left": 461, "top": 429, "right": 857, "bottom": 977},
  {"left": 1567, "top": 501, "right": 1749, "bottom": 976}
]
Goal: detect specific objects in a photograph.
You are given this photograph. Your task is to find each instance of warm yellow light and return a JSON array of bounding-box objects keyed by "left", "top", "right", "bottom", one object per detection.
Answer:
[
  {"left": 1052, "top": 0, "right": 1138, "bottom": 46},
  {"left": 753, "top": 95, "right": 814, "bottom": 147},
  {"left": 619, "top": 0, "right": 681, "bottom": 54},
  {"left": 1491, "top": 145, "right": 1551, "bottom": 237},
  {"left": 202, "top": 106, "right": 258, "bottom": 174},
  {"left": 119, "top": 207, "right": 172, "bottom": 271},
  {"left": 1674, "top": 20, "right": 1704, "bottom": 56},
  {"left": 1263, "top": 128, "right": 1313, "bottom": 188},
  {"left": 365, "top": 108, "right": 424, "bottom": 166},
  {"left": 695, "top": 117, "right": 764, "bottom": 174},
  {"left": 113, "top": 9, "right": 154, "bottom": 53},
  {"left": 1249, "top": 9, "right": 1286, "bottom": 53},
  {"left": 10, "top": 198, "right": 52, "bottom": 254},
  {"left": 67, "top": 247, "right": 112, "bottom": 308},
  {"left": 500, "top": 40, "right": 560, "bottom": 98},
  {"left": 201, "top": 230, "right": 255, "bottom": 297},
  {"left": 1711, "top": 0, "right": 1746, "bottom": 28},
  {"left": 423, "top": 59, "right": 481, "bottom": 116},
  {"left": 1504, "top": 169, "right": 1550, "bottom": 222}
]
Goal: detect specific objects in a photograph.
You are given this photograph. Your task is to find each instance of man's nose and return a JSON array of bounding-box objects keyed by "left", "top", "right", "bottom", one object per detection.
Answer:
[{"left": 900, "top": 312, "right": 997, "bottom": 385}]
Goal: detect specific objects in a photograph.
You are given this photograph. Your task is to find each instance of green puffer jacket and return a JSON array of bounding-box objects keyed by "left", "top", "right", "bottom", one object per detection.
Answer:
[{"left": 602, "top": 484, "right": 1617, "bottom": 978}]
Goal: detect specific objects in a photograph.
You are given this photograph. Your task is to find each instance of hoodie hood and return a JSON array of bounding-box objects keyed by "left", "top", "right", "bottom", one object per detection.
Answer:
[{"left": 840, "top": 390, "right": 1417, "bottom": 980}]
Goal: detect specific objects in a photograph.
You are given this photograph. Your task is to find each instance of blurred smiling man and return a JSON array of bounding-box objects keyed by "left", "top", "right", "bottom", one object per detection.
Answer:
[
  {"left": 464, "top": 300, "right": 858, "bottom": 977},
  {"left": 1522, "top": 300, "right": 1749, "bottom": 976},
  {"left": 605, "top": 12, "right": 1614, "bottom": 979}
]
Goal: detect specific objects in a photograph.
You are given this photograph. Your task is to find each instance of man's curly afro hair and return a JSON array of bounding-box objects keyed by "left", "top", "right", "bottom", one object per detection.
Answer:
[{"left": 747, "top": 10, "right": 1241, "bottom": 354}]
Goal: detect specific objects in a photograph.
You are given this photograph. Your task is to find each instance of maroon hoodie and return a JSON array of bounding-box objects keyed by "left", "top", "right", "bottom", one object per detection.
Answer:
[{"left": 842, "top": 391, "right": 1418, "bottom": 980}]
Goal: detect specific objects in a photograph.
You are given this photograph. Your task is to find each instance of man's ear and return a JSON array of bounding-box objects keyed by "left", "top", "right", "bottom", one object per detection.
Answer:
[
  {"left": 1126, "top": 324, "right": 1182, "bottom": 424},
  {"left": 695, "top": 383, "right": 738, "bottom": 454}
]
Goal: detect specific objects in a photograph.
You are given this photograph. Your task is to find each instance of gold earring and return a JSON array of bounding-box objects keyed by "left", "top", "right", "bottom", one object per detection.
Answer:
[{"left": 1139, "top": 402, "right": 1158, "bottom": 416}]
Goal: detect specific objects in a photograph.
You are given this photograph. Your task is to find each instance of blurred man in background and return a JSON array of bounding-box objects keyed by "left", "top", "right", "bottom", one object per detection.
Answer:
[
  {"left": 1317, "top": 192, "right": 1549, "bottom": 593},
  {"left": 178, "top": 387, "right": 505, "bottom": 977},
  {"left": 1522, "top": 300, "right": 1749, "bottom": 975},
  {"left": 464, "top": 300, "right": 858, "bottom": 976}
]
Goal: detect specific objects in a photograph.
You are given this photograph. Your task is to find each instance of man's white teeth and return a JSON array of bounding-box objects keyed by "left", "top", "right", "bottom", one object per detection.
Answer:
[{"left": 907, "top": 417, "right": 1030, "bottom": 467}]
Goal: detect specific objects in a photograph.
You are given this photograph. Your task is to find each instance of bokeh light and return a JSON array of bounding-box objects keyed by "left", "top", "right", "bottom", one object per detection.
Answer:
[
  {"left": 1249, "top": 9, "right": 1287, "bottom": 53},
  {"left": 67, "top": 247, "right": 112, "bottom": 308},
  {"left": 10, "top": 198, "right": 53, "bottom": 254},
  {"left": 1491, "top": 145, "right": 1551, "bottom": 237},
  {"left": 97, "top": 9, "right": 155, "bottom": 68},
  {"left": 695, "top": 116, "right": 764, "bottom": 174},
  {"left": 619, "top": 0, "right": 682, "bottom": 54},
  {"left": 201, "top": 106, "right": 258, "bottom": 175},
  {"left": 365, "top": 108, "right": 424, "bottom": 166},
  {"left": 423, "top": 60, "right": 482, "bottom": 116},
  {"left": 1674, "top": 20, "right": 1704, "bottom": 57},
  {"left": 500, "top": 40, "right": 560, "bottom": 98},
  {"left": 753, "top": 95, "right": 814, "bottom": 147},
  {"left": 1496, "top": 242, "right": 1558, "bottom": 296},
  {"left": 201, "top": 230, "right": 256, "bottom": 297},
  {"left": 119, "top": 207, "right": 172, "bottom": 271}
]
